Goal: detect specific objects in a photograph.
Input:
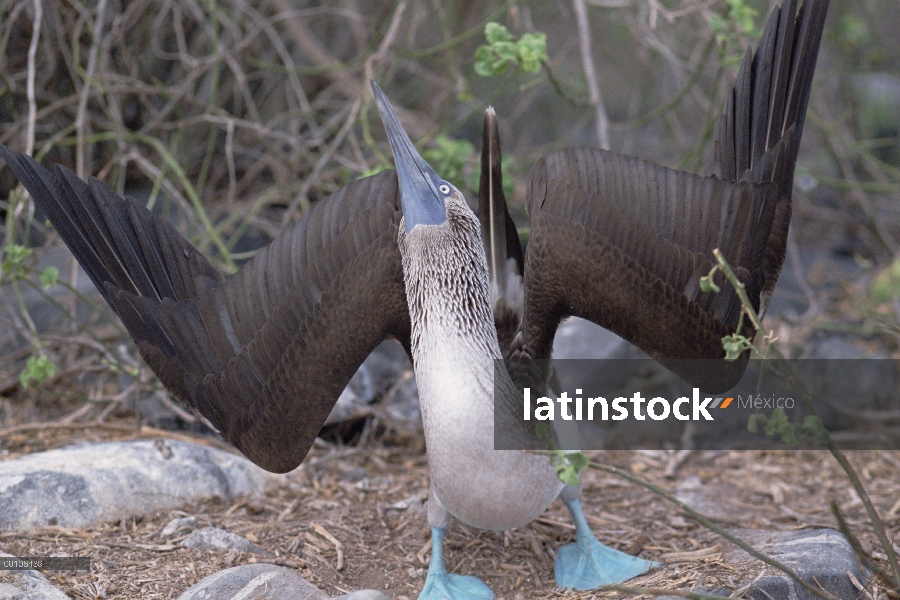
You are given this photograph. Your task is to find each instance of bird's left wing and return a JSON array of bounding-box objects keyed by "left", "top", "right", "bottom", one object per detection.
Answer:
[{"left": 1, "top": 145, "right": 410, "bottom": 472}]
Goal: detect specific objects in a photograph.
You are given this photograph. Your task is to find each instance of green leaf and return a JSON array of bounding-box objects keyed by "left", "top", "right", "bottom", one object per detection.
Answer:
[
  {"left": 474, "top": 46, "right": 498, "bottom": 76},
  {"left": 20, "top": 354, "right": 56, "bottom": 389},
  {"left": 699, "top": 272, "right": 720, "bottom": 293},
  {"left": 484, "top": 22, "right": 512, "bottom": 44},
  {"left": 553, "top": 451, "right": 589, "bottom": 487},
  {"left": 556, "top": 465, "right": 579, "bottom": 487},
  {"left": 535, "top": 422, "right": 554, "bottom": 442},
  {"left": 39, "top": 266, "right": 59, "bottom": 288},
  {"left": 803, "top": 415, "right": 829, "bottom": 444},
  {"left": 780, "top": 426, "right": 799, "bottom": 448},
  {"left": 2, "top": 244, "right": 32, "bottom": 280},
  {"left": 747, "top": 413, "right": 758, "bottom": 433},
  {"left": 722, "top": 333, "right": 752, "bottom": 360},
  {"left": 475, "top": 23, "right": 547, "bottom": 78},
  {"left": 568, "top": 452, "right": 589, "bottom": 473},
  {"left": 763, "top": 407, "right": 789, "bottom": 435},
  {"left": 422, "top": 136, "right": 475, "bottom": 187},
  {"left": 518, "top": 32, "right": 547, "bottom": 73},
  {"left": 706, "top": 0, "right": 760, "bottom": 72}
]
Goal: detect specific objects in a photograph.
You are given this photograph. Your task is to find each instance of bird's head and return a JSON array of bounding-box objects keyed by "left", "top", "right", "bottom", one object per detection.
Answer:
[
  {"left": 371, "top": 80, "right": 491, "bottom": 327},
  {"left": 370, "top": 81, "right": 479, "bottom": 247}
]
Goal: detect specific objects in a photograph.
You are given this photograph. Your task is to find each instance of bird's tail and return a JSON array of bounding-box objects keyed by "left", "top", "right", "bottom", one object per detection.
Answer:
[{"left": 477, "top": 108, "right": 525, "bottom": 357}]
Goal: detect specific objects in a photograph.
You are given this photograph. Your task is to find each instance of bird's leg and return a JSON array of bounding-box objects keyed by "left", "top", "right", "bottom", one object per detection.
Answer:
[
  {"left": 419, "top": 490, "right": 494, "bottom": 600},
  {"left": 554, "top": 483, "right": 659, "bottom": 590}
]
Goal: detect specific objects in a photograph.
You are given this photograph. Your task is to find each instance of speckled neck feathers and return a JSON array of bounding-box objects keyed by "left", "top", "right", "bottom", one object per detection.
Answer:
[{"left": 399, "top": 193, "right": 500, "bottom": 364}]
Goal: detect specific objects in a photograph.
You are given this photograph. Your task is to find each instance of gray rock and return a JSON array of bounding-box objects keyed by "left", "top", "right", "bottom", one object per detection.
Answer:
[
  {"left": 386, "top": 492, "right": 427, "bottom": 515},
  {"left": 180, "top": 527, "right": 270, "bottom": 556},
  {"left": 673, "top": 476, "right": 750, "bottom": 525},
  {"left": 723, "top": 528, "right": 870, "bottom": 600},
  {"left": 325, "top": 341, "right": 413, "bottom": 426},
  {"left": 0, "top": 440, "right": 286, "bottom": 532},
  {"left": 852, "top": 72, "right": 900, "bottom": 142},
  {"left": 175, "top": 563, "right": 328, "bottom": 600},
  {"left": 159, "top": 515, "right": 198, "bottom": 539},
  {"left": 383, "top": 374, "right": 420, "bottom": 424},
  {"left": 0, "top": 552, "right": 71, "bottom": 599},
  {"left": 333, "top": 591, "right": 392, "bottom": 600},
  {"left": 340, "top": 467, "right": 367, "bottom": 483},
  {"left": 552, "top": 317, "right": 645, "bottom": 360},
  {"left": 0, "top": 248, "right": 99, "bottom": 359}
]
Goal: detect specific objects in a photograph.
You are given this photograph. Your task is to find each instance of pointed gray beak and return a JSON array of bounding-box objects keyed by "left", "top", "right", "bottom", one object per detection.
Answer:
[{"left": 371, "top": 81, "right": 447, "bottom": 230}]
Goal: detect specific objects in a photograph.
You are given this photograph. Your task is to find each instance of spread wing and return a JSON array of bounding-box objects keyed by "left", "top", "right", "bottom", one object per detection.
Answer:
[
  {"left": 517, "top": 0, "right": 827, "bottom": 392},
  {"left": 2, "top": 145, "right": 410, "bottom": 473}
]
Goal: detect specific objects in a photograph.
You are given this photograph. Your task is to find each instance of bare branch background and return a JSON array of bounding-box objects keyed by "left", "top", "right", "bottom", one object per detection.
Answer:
[{"left": 0, "top": 0, "right": 896, "bottom": 451}]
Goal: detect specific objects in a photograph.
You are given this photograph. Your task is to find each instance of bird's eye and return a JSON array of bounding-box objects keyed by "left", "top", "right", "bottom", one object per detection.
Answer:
[{"left": 438, "top": 183, "right": 451, "bottom": 195}]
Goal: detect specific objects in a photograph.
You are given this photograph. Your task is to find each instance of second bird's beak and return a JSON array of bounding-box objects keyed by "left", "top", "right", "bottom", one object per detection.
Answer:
[{"left": 371, "top": 81, "right": 447, "bottom": 230}]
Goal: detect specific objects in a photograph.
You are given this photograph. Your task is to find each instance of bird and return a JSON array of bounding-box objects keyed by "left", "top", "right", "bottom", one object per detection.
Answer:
[{"left": 0, "top": 0, "right": 827, "bottom": 597}]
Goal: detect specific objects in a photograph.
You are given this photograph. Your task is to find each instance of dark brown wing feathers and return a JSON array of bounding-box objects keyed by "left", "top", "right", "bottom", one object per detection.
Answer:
[
  {"left": 519, "top": 0, "right": 826, "bottom": 391},
  {"left": 1, "top": 144, "right": 410, "bottom": 473},
  {"left": 523, "top": 152, "right": 774, "bottom": 357}
]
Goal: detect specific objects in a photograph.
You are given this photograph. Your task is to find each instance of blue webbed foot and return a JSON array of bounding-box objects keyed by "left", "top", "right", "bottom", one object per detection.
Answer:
[
  {"left": 418, "top": 527, "right": 495, "bottom": 600},
  {"left": 554, "top": 498, "right": 660, "bottom": 590},
  {"left": 419, "top": 572, "right": 494, "bottom": 600}
]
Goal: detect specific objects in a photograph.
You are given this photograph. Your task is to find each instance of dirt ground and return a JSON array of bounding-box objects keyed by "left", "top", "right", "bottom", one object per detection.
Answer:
[{"left": 0, "top": 418, "right": 895, "bottom": 600}]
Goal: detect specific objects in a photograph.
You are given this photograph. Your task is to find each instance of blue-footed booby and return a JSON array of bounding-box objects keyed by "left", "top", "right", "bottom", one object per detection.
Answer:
[{"left": 0, "top": 0, "right": 827, "bottom": 596}]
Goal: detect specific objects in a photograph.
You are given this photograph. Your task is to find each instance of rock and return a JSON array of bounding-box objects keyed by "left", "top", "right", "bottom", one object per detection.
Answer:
[
  {"left": 325, "top": 341, "right": 412, "bottom": 426},
  {"left": 180, "top": 527, "right": 271, "bottom": 556},
  {"left": 722, "top": 528, "right": 870, "bottom": 600},
  {"left": 333, "top": 591, "right": 393, "bottom": 600},
  {"left": 159, "top": 515, "right": 198, "bottom": 539},
  {"left": 386, "top": 492, "right": 427, "bottom": 515},
  {"left": 0, "top": 552, "right": 71, "bottom": 599},
  {"left": 175, "top": 563, "right": 328, "bottom": 600},
  {"left": 852, "top": 72, "right": 900, "bottom": 162},
  {"left": 340, "top": 467, "right": 367, "bottom": 483},
  {"left": 552, "top": 317, "right": 645, "bottom": 360},
  {"left": 674, "top": 477, "right": 760, "bottom": 525},
  {"left": 0, "top": 440, "right": 286, "bottom": 532},
  {"left": 383, "top": 373, "right": 421, "bottom": 425}
]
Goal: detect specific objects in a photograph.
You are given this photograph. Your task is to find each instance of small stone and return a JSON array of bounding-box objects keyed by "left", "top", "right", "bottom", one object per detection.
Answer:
[
  {"left": 332, "top": 591, "right": 392, "bottom": 600},
  {"left": 388, "top": 493, "right": 426, "bottom": 514},
  {"left": 722, "top": 528, "right": 870, "bottom": 600},
  {"left": 340, "top": 467, "right": 367, "bottom": 483},
  {"left": 176, "top": 564, "right": 327, "bottom": 600},
  {"left": 160, "top": 516, "right": 197, "bottom": 539},
  {"left": 181, "top": 527, "right": 271, "bottom": 556}
]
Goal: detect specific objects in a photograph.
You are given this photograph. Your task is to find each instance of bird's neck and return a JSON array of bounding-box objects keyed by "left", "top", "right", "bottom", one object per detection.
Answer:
[{"left": 399, "top": 218, "right": 501, "bottom": 422}]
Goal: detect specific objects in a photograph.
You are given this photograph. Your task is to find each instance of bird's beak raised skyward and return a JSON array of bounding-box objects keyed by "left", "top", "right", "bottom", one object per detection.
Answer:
[{"left": 371, "top": 80, "right": 447, "bottom": 230}]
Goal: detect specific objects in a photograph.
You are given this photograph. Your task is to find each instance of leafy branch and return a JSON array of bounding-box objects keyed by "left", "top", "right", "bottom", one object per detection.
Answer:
[
  {"left": 706, "top": 0, "right": 761, "bottom": 70},
  {"left": 706, "top": 249, "right": 900, "bottom": 587},
  {"left": 474, "top": 22, "right": 547, "bottom": 76}
]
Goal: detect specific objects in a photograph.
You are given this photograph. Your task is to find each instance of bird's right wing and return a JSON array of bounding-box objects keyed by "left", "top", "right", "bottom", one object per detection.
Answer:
[
  {"left": 517, "top": 0, "right": 827, "bottom": 392},
  {"left": 520, "top": 151, "right": 776, "bottom": 390},
  {"left": 1, "top": 145, "right": 410, "bottom": 473}
]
